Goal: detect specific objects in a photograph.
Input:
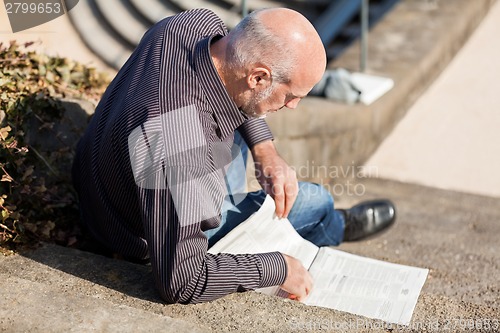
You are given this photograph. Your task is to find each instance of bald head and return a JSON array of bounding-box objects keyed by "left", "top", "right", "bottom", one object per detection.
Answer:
[
  {"left": 225, "top": 8, "right": 326, "bottom": 86},
  {"left": 210, "top": 8, "right": 327, "bottom": 118},
  {"left": 257, "top": 9, "right": 326, "bottom": 70}
]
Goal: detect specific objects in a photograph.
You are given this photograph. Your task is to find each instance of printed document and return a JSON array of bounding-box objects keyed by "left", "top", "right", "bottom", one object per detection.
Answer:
[{"left": 208, "top": 196, "right": 428, "bottom": 325}]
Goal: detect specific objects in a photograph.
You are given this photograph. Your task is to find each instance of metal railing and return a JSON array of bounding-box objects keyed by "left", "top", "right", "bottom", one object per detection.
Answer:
[
  {"left": 361, "top": 0, "right": 369, "bottom": 72},
  {"left": 240, "top": 0, "right": 370, "bottom": 72},
  {"left": 241, "top": 0, "right": 248, "bottom": 17}
]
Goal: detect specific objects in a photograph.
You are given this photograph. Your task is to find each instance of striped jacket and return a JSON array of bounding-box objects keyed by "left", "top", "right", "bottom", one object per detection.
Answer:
[{"left": 72, "top": 9, "right": 287, "bottom": 304}]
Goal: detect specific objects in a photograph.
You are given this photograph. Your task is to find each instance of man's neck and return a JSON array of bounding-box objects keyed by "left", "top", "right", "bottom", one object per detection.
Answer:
[
  {"left": 209, "top": 37, "right": 229, "bottom": 87},
  {"left": 210, "top": 36, "right": 246, "bottom": 110}
]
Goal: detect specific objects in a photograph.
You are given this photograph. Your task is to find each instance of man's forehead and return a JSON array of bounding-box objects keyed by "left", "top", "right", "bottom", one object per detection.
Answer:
[{"left": 285, "top": 80, "right": 313, "bottom": 99}]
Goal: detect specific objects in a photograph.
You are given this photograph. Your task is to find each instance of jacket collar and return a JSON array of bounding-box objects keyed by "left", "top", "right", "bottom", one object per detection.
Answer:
[{"left": 194, "top": 36, "right": 248, "bottom": 140}]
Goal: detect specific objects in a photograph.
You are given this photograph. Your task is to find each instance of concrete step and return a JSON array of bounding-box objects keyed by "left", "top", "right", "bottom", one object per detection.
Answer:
[
  {"left": 223, "top": 0, "right": 285, "bottom": 11},
  {"left": 168, "top": 0, "right": 242, "bottom": 29},
  {"left": 0, "top": 244, "right": 207, "bottom": 332},
  {"left": 265, "top": 0, "right": 497, "bottom": 177},
  {"left": 93, "top": 0, "right": 151, "bottom": 47},
  {"left": 129, "top": 0, "right": 178, "bottom": 24},
  {"left": 1, "top": 179, "right": 499, "bottom": 332},
  {"left": 68, "top": 0, "right": 399, "bottom": 69},
  {"left": 68, "top": 0, "right": 132, "bottom": 69}
]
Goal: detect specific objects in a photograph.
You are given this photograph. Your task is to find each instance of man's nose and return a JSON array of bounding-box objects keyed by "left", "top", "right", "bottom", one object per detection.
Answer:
[{"left": 285, "top": 98, "right": 301, "bottom": 109}]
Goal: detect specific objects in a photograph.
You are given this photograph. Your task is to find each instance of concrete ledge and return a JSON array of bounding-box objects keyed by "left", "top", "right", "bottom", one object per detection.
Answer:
[
  {"left": 0, "top": 244, "right": 207, "bottom": 332},
  {"left": 266, "top": 0, "right": 497, "bottom": 183},
  {"left": 2, "top": 179, "right": 499, "bottom": 332}
]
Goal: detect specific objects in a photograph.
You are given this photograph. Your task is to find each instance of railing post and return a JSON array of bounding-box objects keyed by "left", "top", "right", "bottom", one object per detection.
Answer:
[
  {"left": 360, "top": 0, "right": 369, "bottom": 72},
  {"left": 241, "top": 0, "right": 248, "bottom": 17}
]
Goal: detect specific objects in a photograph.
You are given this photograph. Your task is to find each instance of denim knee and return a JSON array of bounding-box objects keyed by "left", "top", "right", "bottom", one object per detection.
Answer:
[
  {"left": 287, "top": 182, "right": 334, "bottom": 223},
  {"left": 289, "top": 182, "right": 344, "bottom": 247},
  {"left": 297, "top": 182, "right": 334, "bottom": 210}
]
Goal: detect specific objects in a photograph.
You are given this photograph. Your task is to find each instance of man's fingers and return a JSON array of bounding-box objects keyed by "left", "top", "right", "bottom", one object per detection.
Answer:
[
  {"left": 258, "top": 163, "right": 298, "bottom": 219},
  {"left": 272, "top": 183, "right": 285, "bottom": 218},
  {"left": 290, "top": 277, "right": 312, "bottom": 302},
  {"left": 272, "top": 180, "right": 299, "bottom": 218},
  {"left": 281, "top": 254, "right": 313, "bottom": 302},
  {"left": 282, "top": 182, "right": 298, "bottom": 218}
]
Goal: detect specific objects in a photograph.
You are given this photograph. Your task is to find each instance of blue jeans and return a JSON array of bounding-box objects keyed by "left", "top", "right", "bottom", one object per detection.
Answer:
[{"left": 205, "top": 131, "right": 345, "bottom": 248}]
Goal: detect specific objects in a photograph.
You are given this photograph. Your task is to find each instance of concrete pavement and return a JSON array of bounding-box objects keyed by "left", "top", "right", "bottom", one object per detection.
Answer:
[
  {"left": 1, "top": 178, "right": 499, "bottom": 332},
  {"left": 364, "top": 0, "right": 500, "bottom": 198}
]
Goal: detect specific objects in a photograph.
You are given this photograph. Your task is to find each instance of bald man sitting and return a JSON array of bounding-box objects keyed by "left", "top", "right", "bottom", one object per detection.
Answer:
[{"left": 72, "top": 8, "right": 395, "bottom": 304}]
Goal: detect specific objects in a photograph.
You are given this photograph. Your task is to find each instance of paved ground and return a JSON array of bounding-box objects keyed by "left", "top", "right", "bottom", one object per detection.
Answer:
[
  {"left": 365, "top": 1, "right": 500, "bottom": 198},
  {"left": 0, "top": 2, "right": 115, "bottom": 75},
  {"left": 1, "top": 178, "right": 499, "bottom": 332}
]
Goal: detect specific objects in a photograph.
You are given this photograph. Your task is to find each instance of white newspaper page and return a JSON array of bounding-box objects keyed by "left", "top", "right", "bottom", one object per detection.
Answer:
[
  {"left": 305, "top": 247, "right": 429, "bottom": 325},
  {"left": 208, "top": 195, "right": 319, "bottom": 295}
]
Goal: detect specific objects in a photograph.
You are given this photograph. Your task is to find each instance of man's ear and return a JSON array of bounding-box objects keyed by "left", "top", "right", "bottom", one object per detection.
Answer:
[{"left": 247, "top": 67, "right": 272, "bottom": 90}]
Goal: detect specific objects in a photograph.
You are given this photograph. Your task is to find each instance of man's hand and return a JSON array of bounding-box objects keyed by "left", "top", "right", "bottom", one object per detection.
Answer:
[
  {"left": 251, "top": 140, "right": 298, "bottom": 218},
  {"left": 280, "top": 253, "right": 313, "bottom": 301}
]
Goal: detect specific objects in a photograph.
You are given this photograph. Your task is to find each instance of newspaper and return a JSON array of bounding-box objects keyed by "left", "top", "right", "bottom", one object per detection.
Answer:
[{"left": 208, "top": 195, "right": 428, "bottom": 325}]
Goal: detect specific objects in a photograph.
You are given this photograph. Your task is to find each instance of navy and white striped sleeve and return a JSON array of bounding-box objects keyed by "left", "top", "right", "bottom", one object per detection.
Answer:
[
  {"left": 237, "top": 118, "right": 274, "bottom": 148},
  {"left": 137, "top": 175, "right": 287, "bottom": 304}
]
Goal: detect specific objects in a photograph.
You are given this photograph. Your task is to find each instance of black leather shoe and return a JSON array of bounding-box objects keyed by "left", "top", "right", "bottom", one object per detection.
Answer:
[{"left": 340, "top": 199, "right": 396, "bottom": 241}]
